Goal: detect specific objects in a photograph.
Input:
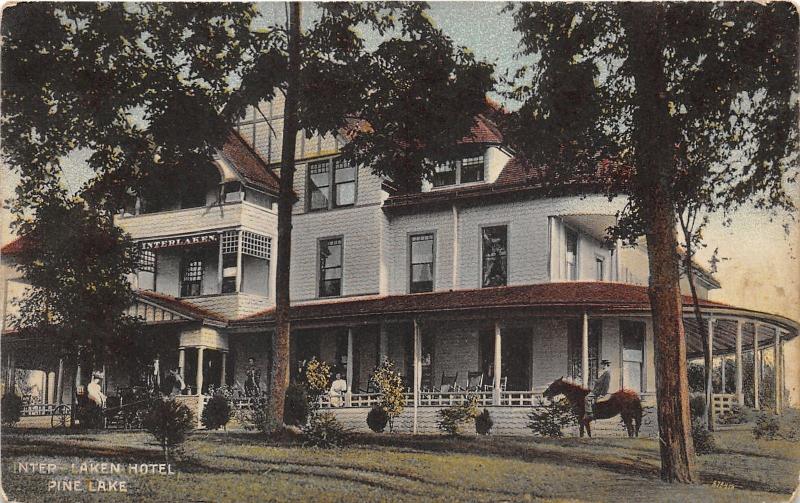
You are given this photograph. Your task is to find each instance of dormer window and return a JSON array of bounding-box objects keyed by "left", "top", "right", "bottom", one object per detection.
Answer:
[{"left": 431, "top": 155, "right": 485, "bottom": 188}]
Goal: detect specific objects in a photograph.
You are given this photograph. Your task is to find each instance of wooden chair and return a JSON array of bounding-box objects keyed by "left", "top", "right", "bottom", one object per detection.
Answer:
[
  {"left": 465, "top": 371, "right": 484, "bottom": 392},
  {"left": 484, "top": 376, "right": 508, "bottom": 392},
  {"left": 437, "top": 372, "right": 458, "bottom": 393}
]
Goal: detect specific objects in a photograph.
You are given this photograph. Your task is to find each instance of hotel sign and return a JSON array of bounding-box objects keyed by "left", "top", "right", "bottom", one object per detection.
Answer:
[{"left": 140, "top": 233, "right": 219, "bottom": 250}]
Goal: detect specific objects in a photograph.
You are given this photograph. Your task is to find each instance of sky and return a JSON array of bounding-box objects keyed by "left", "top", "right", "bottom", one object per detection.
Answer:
[{"left": 2, "top": 1, "right": 798, "bottom": 321}]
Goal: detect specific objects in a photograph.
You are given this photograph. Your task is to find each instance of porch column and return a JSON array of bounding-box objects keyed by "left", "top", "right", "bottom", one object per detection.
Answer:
[
  {"left": 735, "top": 320, "right": 744, "bottom": 405},
  {"left": 221, "top": 352, "right": 227, "bottom": 387},
  {"left": 581, "top": 312, "right": 589, "bottom": 387},
  {"left": 196, "top": 347, "right": 204, "bottom": 395},
  {"left": 217, "top": 233, "right": 224, "bottom": 292},
  {"left": 493, "top": 321, "right": 502, "bottom": 405},
  {"left": 753, "top": 322, "right": 760, "bottom": 410},
  {"left": 345, "top": 328, "right": 354, "bottom": 407},
  {"left": 56, "top": 358, "right": 64, "bottom": 405},
  {"left": 41, "top": 371, "right": 48, "bottom": 403},
  {"left": 721, "top": 354, "right": 726, "bottom": 394},
  {"left": 707, "top": 318, "right": 714, "bottom": 426},
  {"left": 774, "top": 328, "right": 781, "bottom": 413},
  {"left": 413, "top": 319, "right": 421, "bottom": 434},
  {"left": 102, "top": 364, "right": 107, "bottom": 396},
  {"left": 178, "top": 348, "right": 186, "bottom": 383},
  {"left": 378, "top": 322, "right": 389, "bottom": 363},
  {"left": 75, "top": 362, "right": 82, "bottom": 389},
  {"left": 235, "top": 230, "right": 243, "bottom": 292}
]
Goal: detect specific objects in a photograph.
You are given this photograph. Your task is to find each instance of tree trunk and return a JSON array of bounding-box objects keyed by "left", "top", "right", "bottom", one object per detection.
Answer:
[
  {"left": 270, "top": 2, "right": 301, "bottom": 423},
  {"left": 623, "top": 5, "right": 698, "bottom": 483},
  {"left": 679, "top": 218, "right": 712, "bottom": 430}
]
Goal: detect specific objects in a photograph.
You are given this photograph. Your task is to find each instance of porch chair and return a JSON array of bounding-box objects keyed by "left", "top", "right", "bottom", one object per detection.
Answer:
[
  {"left": 436, "top": 372, "right": 458, "bottom": 393},
  {"left": 465, "top": 371, "right": 484, "bottom": 392},
  {"left": 483, "top": 376, "right": 508, "bottom": 392}
]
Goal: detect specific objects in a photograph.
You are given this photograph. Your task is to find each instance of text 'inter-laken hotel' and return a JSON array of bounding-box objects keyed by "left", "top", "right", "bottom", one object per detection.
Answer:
[{"left": 2, "top": 96, "right": 797, "bottom": 435}]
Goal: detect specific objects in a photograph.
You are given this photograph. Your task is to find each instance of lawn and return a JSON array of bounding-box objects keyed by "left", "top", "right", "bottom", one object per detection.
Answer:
[{"left": 2, "top": 426, "right": 798, "bottom": 502}]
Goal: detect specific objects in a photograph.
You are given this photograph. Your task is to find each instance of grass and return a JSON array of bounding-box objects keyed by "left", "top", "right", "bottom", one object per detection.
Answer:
[{"left": 2, "top": 426, "right": 798, "bottom": 502}]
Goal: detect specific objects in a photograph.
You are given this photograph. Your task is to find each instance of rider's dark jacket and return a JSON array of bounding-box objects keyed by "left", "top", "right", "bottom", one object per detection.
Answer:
[{"left": 592, "top": 370, "right": 611, "bottom": 397}]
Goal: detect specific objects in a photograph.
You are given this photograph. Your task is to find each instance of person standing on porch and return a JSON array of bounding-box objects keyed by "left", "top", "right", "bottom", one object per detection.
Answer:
[
  {"left": 585, "top": 360, "right": 611, "bottom": 420},
  {"left": 87, "top": 371, "right": 106, "bottom": 408},
  {"left": 329, "top": 372, "right": 347, "bottom": 407},
  {"left": 245, "top": 357, "right": 261, "bottom": 397}
]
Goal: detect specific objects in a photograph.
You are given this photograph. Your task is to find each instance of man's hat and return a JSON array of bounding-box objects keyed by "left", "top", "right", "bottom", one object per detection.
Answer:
[{"left": 92, "top": 370, "right": 104, "bottom": 379}]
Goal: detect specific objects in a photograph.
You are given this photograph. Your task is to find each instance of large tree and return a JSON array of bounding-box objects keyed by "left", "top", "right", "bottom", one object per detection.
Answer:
[
  {"left": 503, "top": 2, "right": 797, "bottom": 482},
  {"left": 2, "top": 2, "right": 493, "bottom": 421}
]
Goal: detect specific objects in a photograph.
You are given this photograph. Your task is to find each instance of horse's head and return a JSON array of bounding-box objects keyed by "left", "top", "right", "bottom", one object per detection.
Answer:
[{"left": 543, "top": 377, "right": 567, "bottom": 399}]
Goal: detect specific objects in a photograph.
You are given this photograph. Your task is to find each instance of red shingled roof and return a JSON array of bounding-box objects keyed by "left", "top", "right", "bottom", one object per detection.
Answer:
[
  {"left": 220, "top": 130, "right": 281, "bottom": 195},
  {"left": 1, "top": 236, "right": 31, "bottom": 257},
  {"left": 236, "top": 282, "right": 731, "bottom": 326},
  {"left": 136, "top": 290, "right": 227, "bottom": 323},
  {"left": 459, "top": 114, "right": 503, "bottom": 145}
]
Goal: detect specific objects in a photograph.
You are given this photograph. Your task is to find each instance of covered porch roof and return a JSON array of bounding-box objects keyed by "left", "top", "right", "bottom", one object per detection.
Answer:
[{"left": 235, "top": 281, "right": 798, "bottom": 344}]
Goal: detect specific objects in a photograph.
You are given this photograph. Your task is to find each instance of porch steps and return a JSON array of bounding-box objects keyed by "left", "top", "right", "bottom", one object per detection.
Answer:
[{"left": 330, "top": 405, "right": 658, "bottom": 437}]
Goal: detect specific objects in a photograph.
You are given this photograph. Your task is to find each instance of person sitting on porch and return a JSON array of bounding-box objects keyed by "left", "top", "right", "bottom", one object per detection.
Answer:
[
  {"left": 87, "top": 371, "right": 106, "bottom": 408},
  {"left": 169, "top": 367, "right": 186, "bottom": 396},
  {"left": 585, "top": 360, "right": 612, "bottom": 420},
  {"left": 329, "top": 372, "right": 347, "bottom": 407},
  {"left": 245, "top": 357, "right": 261, "bottom": 397}
]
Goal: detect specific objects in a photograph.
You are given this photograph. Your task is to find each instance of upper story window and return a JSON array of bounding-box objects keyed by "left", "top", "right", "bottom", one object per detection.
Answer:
[
  {"left": 431, "top": 155, "right": 485, "bottom": 187},
  {"left": 137, "top": 249, "right": 156, "bottom": 273},
  {"left": 481, "top": 225, "right": 507, "bottom": 287},
  {"left": 221, "top": 231, "right": 238, "bottom": 294},
  {"left": 308, "top": 157, "right": 356, "bottom": 211},
  {"left": 319, "top": 237, "right": 343, "bottom": 297},
  {"left": 410, "top": 233, "right": 435, "bottom": 293},
  {"left": 180, "top": 254, "right": 204, "bottom": 297},
  {"left": 565, "top": 228, "right": 578, "bottom": 280},
  {"left": 595, "top": 257, "right": 604, "bottom": 281}
]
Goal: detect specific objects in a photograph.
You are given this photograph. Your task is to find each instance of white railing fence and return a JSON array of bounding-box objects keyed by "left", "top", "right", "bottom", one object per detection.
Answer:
[
  {"left": 21, "top": 403, "right": 66, "bottom": 416},
  {"left": 711, "top": 393, "right": 738, "bottom": 422}
]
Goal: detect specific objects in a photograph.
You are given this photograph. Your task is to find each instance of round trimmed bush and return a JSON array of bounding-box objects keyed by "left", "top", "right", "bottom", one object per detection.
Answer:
[
  {"left": 367, "top": 405, "right": 389, "bottom": 433},
  {"left": 691, "top": 418, "right": 716, "bottom": 454},
  {"left": 1, "top": 393, "right": 23, "bottom": 426},
  {"left": 201, "top": 395, "right": 231, "bottom": 430},
  {"left": 475, "top": 408, "right": 493, "bottom": 435}
]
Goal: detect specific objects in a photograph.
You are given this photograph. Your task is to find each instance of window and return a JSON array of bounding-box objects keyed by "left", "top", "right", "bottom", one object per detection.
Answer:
[
  {"left": 595, "top": 257, "right": 604, "bottom": 281},
  {"left": 565, "top": 228, "right": 578, "bottom": 280},
  {"left": 410, "top": 233, "right": 434, "bottom": 293},
  {"left": 138, "top": 249, "right": 156, "bottom": 273},
  {"left": 220, "top": 231, "right": 238, "bottom": 293},
  {"left": 319, "top": 238, "right": 343, "bottom": 297},
  {"left": 567, "top": 319, "right": 602, "bottom": 387},
  {"left": 180, "top": 255, "right": 204, "bottom": 297},
  {"left": 432, "top": 161, "right": 457, "bottom": 187},
  {"left": 308, "top": 157, "right": 356, "bottom": 210},
  {"left": 431, "top": 156, "right": 485, "bottom": 187},
  {"left": 621, "top": 321, "right": 645, "bottom": 392},
  {"left": 460, "top": 156, "right": 485, "bottom": 183},
  {"left": 482, "top": 225, "right": 508, "bottom": 287}
]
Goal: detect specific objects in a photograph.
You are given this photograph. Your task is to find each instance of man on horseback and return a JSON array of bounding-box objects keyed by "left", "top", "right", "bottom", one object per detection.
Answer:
[{"left": 585, "top": 359, "right": 611, "bottom": 420}]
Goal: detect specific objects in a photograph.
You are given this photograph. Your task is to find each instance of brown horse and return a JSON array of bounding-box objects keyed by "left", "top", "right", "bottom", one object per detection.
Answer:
[{"left": 542, "top": 377, "right": 642, "bottom": 438}]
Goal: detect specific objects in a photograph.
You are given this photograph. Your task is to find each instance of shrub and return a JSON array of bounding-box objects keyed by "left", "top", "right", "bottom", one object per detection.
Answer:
[
  {"left": 299, "top": 357, "right": 331, "bottom": 410},
  {"left": 691, "top": 418, "right": 716, "bottom": 454},
  {"left": 303, "top": 412, "right": 347, "bottom": 448},
  {"left": 370, "top": 359, "right": 405, "bottom": 432},
  {"left": 437, "top": 395, "right": 479, "bottom": 436},
  {"left": 1, "top": 393, "right": 23, "bottom": 426},
  {"left": 717, "top": 404, "right": 755, "bottom": 425},
  {"left": 753, "top": 411, "right": 781, "bottom": 440},
  {"left": 689, "top": 395, "right": 706, "bottom": 421},
  {"left": 284, "top": 383, "right": 310, "bottom": 427},
  {"left": 244, "top": 400, "right": 280, "bottom": 435},
  {"left": 778, "top": 409, "right": 800, "bottom": 441},
  {"left": 366, "top": 405, "right": 389, "bottom": 433},
  {"left": 475, "top": 408, "right": 493, "bottom": 435},
  {"left": 201, "top": 395, "right": 231, "bottom": 430},
  {"left": 527, "top": 397, "right": 577, "bottom": 437},
  {"left": 143, "top": 398, "right": 195, "bottom": 461}
]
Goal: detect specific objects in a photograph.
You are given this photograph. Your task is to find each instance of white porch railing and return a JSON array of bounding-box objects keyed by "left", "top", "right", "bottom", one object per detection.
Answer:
[
  {"left": 316, "top": 390, "right": 545, "bottom": 409},
  {"left": 21, "top": 403, "right": 64, "bottom": 416}
]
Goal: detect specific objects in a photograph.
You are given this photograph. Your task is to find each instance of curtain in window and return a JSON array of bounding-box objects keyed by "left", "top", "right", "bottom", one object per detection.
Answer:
[{"left": 482, "top": 226, "right": 507, "bottom": 287}]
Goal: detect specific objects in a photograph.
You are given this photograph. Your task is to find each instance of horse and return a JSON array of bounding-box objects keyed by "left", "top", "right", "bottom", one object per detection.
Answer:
[{"left": 542, "top": 377, "right": 642, "bottom": 438}]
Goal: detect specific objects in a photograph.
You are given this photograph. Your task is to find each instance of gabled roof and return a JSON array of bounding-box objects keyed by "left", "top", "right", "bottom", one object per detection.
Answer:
[{"left": 220, "top": 130, "right": 282, "bottom": 195}]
